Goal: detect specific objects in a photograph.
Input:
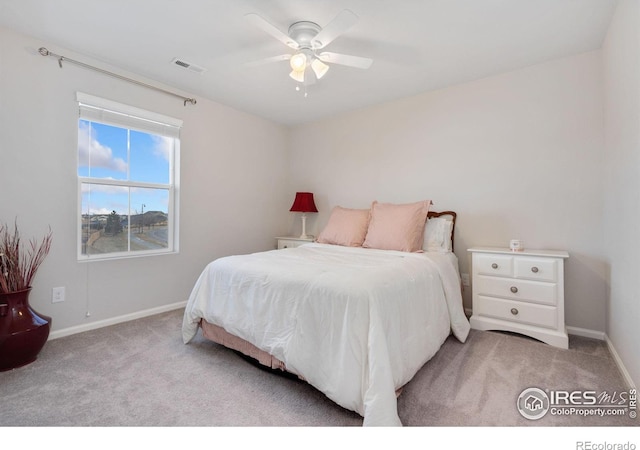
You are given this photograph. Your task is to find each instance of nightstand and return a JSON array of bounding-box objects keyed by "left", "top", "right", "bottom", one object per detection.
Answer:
[
  {"left": 468, "top": 247, "right": 569, "bottom": 349},
  {"left": 276, "top": 236, "right": 314, "bottom": 249}
]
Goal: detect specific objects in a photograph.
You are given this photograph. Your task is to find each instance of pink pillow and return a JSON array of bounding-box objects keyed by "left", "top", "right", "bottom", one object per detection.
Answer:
[
  {"left": 316, "top": 206, "right": 371, "bottom": 247},
  {"left": 362, "top": 200, "right": 431, "bottom": 252}
]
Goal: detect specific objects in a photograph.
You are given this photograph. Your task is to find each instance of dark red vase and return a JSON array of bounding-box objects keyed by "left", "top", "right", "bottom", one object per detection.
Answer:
[{"left": 0, "top": 288, "right": 51, "bottom": 371}]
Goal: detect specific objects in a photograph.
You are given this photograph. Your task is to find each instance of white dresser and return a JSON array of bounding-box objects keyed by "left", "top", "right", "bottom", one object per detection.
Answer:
[
  {"left": 468, "top": 247, "right": 569, "bottom": 349},
  {"left": 276, "top": 236, "right": 314, "bottom": 249}
]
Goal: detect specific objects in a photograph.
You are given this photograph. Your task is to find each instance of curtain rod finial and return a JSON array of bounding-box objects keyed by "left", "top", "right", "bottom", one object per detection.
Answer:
[{"left": 38, "top": 47, "right": 49, "bottom": 56}]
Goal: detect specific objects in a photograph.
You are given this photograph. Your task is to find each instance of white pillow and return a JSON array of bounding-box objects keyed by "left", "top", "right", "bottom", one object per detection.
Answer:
[{"left": 423, "top": 217, "right": 453, "bottom": 252}]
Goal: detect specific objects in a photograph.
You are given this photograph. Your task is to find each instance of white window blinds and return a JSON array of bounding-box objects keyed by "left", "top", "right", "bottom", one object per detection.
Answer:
[{"left": 76, "top": 92, "right": 182, "bottom": 139}]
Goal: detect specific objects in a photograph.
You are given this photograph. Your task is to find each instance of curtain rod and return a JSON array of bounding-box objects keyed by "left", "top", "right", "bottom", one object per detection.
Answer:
[{"left": 38, "top": 47, "right": 197, "bottom": 106}]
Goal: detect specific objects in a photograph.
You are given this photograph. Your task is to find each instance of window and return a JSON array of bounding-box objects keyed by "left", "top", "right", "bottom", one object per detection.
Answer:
[{"left": 77, "top": 93, "right": 181, "bottom": 260}]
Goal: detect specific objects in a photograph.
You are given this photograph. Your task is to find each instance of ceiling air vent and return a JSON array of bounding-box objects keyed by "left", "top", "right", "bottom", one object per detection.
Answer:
[{"left": 171, "top": 58, "right": 207, "bottom": 74}]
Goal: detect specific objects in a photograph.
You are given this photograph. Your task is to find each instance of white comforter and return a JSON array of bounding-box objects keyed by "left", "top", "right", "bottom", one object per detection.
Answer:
[{"left": 182, "top": 243, "right": 470, "bottom": 426}]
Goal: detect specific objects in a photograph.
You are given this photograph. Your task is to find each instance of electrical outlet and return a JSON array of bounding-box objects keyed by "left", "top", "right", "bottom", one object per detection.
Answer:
[
  {"left": 461, "top": 273, "right": 470, "bottom": 287},
  {"left": 52, "top": 286, "right": 65, "bottom": 303}
]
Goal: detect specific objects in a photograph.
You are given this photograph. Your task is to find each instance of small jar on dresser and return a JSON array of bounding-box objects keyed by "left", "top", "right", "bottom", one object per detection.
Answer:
[
  {"left": 276, "top": 236, "right": 314, "bottom": 249},
  {"left": 467, "top": 247, "right": 569, "bottom": 349}
]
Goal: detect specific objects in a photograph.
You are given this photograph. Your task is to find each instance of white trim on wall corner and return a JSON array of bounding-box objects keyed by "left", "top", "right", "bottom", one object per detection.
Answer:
[
  {"left": 48, "top": 301, "right": 187, "bottom": 340},
  {"left": 566, "top": 325, "right": 606, "bottom": 340},
  {"left": 473, "top": 324, "right": 636, "bottom": 389},
  {"left": 565, "top": 327, "right": 636, "bottom": 389},
  {"left": 605, "top": 334, "right": 638, "bottom": 391}
]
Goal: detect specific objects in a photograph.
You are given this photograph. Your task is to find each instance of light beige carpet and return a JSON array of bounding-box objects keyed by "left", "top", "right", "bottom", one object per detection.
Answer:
[{"left": 0, "top": 308, "right": 636, "bottom": 427}]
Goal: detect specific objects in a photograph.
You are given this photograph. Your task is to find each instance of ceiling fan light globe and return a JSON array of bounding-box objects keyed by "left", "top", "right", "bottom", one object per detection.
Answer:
[
  {"left": 289, "top": 70, "right": 305, "bottom": 83},
  {"left": 289, "top": 52, "right": 307, "bottom": 71},
  {"left": 311, "top": 58, "right": 329, "bottom": 79}
]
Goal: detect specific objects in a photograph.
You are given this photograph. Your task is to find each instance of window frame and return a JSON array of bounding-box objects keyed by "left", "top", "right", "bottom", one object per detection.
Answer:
[{"left": 76, "top": 92, "right": 181, "bottom": 262}]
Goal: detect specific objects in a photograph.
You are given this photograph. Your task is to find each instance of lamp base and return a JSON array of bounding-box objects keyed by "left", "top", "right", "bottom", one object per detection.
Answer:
[{"left": 299, "top": 213, "right": 310, "bottom": 241}]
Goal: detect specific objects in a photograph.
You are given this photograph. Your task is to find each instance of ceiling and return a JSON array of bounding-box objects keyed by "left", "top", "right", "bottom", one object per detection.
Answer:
[{"left": 0, "top": 0, "right": 618, "bottom": 126}]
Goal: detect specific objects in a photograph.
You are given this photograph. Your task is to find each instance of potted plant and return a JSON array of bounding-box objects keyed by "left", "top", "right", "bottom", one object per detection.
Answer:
[{"left": 0, "top": 221, "right": 53, "bottom": 371}]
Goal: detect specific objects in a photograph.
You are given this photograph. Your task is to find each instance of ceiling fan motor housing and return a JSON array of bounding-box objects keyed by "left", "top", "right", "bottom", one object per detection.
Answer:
[{"left": 288, "top": 21, "right": 322, "bottom": 49}]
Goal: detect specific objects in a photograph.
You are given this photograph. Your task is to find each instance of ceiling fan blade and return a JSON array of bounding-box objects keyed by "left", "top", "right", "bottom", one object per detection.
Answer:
[
  {"left": 318, "top": 52, "right": 373, "bottom": 69},
  {"left": 311, "top": 9, "right": 359, "bottom": 49},
  {"left": 245, "top": 13, "right": 299, "bottom": 49},
  {"left": 244, "top": 54, "right": 291, "bottom": 68}
]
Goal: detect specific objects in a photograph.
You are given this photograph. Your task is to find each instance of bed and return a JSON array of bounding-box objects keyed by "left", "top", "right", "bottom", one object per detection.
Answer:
[{"left": 182, "top": 202, "right": 470, "bottom": 426}]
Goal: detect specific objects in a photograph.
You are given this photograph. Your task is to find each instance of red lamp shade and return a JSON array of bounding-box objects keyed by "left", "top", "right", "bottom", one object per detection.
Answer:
[{"left": 289, "top": 192, "right": 318, "bottom": 213}]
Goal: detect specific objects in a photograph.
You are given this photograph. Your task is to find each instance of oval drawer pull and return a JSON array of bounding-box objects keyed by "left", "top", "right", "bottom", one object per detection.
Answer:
[
  {"left": 531, "top": 266, "right": 539, "bottom": 273},
  {"left": 491, "top": 263, "right": 498, "bottom": 269},
  {"left": 510, "top": 286, "right": 518, "bottom": 293},
  {"left": 510, "top": 308, "right": 519, "bottom": 315}
]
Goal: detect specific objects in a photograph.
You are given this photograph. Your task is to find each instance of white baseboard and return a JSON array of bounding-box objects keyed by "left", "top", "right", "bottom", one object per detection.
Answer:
[
  {"left": 565, "top": 326, "right": 636, "bottom": 390},
  {"left": 48, "top": 301, "right": 187, "bottom": 340},
  {"left": 566, "top": 325, "right": 606, "bottom": 340},
  {"left": 605, "top": 334, "right": 637, "bottom": 390}
]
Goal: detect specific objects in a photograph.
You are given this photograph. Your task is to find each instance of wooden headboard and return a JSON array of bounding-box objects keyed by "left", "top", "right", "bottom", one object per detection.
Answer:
[{"left": 427, "top": 210, "right": 457, "bottom": 252}]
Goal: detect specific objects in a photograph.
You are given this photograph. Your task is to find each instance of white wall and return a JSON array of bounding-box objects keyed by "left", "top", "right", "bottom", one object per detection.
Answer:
[
  {"left": 603, "top": 0, "right": 640, "bottom": 387},
  {"left": 288, "top": 51, "right": 606, "bottom": 331},
  {"left": 0, "top": 26, "right": 290, "bottom": 332}
]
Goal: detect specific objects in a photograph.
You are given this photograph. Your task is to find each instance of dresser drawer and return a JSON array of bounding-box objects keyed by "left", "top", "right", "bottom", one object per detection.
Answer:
[
  {"left": 276, "top": 237, "right": 314, "bottom": 249},
  {"left": 475, "top": 275, "right": 557, "bottom": 305},
  {"left": 514, "top": 257, "right": 557, "bottom": 282},
  {"left": 278, "top": 239, "right": 302, "bottom": 249},
  {"left": 474, "top": 253, "right": 513, "bottom": 277},
  {"left": 475, "top": 295, "right": 558, "bottom": 329}
]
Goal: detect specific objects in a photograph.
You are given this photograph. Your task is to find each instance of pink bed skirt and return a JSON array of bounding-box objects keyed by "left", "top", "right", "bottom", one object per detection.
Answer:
[
  {"left": 199, "top": 319, "right": 403, "bottom": 397},
  {"left": 200, "top": 319, "right": 292, "bottom": 374}
]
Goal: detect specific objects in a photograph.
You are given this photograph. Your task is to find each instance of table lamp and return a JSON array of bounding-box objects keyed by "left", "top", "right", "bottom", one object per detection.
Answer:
[{"left": 289, "top": 192, "right": 318, "bottom": 239}]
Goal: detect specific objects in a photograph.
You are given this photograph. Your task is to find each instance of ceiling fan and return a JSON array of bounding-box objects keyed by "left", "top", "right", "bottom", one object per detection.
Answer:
[{"left": 245, "top": 9, "right": 373, "bottom": 85}]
